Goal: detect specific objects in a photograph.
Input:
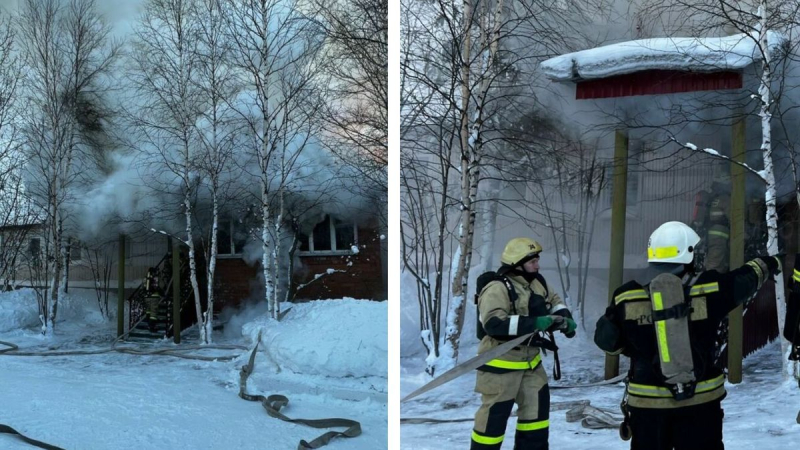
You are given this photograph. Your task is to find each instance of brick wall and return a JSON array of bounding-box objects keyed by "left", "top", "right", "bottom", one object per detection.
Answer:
[
  {"left": 213, "top": 225, "right": 387, "bottom": 307},
  {"left": 293, "top": 226, "right": 386, "bottom": 300},
  {"left": 213, "top": 258, "right": 258, "bottom": 311}
]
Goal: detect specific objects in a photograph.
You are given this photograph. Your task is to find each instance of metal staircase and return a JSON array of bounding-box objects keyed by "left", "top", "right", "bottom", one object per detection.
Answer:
[{"left": 126, "top": 251, "right": 208, "bottom": 340}]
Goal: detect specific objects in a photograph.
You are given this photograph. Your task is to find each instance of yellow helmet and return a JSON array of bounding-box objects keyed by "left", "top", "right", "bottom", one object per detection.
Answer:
[{"left": 501, "top": 237, "right": 543, "bottom": 266}]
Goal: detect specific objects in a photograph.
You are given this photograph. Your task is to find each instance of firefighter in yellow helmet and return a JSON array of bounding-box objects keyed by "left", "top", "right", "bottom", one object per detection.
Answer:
[
  {"left": 471, "top": 237, "right": 576, "bottom": 450},
  {"left": 595, "top": 221, "right": 781, "bottom": 450}
]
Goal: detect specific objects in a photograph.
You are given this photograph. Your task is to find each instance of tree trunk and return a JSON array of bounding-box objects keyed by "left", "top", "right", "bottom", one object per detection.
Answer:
[
  {"left": 262, "top": 183, "right": 274, "bottom": 318},
  {"left": 757, "top": 4, "right": 789, "bottom": 373},
  {"left": 184, "top": 183, "right": 205, "bottom": 344},
  {"left": 206, "top": 190, "right": 218, "bottom": 344}
]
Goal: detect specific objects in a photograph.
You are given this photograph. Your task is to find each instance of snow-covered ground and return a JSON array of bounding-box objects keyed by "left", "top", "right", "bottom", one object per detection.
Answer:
[
  {"left": 401, "top": 273, "right": 800, "bottom": 449},
  {"left": 0, "top": 289, "right": 387, "bottom": 450}
]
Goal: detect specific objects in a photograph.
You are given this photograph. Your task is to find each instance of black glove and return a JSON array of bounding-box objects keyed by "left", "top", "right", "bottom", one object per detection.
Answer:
[
  {"left": 594, "top": 307, "right": 623, "bottom": 354},
  {"left": 756, "top": 254, "right": 782, "bottom": 275}
]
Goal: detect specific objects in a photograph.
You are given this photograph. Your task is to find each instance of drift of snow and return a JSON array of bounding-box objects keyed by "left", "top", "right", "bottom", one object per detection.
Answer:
[
  {"left": 0, "top": 290, "right": 387, "bottom": 449},
  {"left": 540, "top": 32, "right": 787, "bottom": 81},
  {"left": 242, "top": 298, "right": 387, "bottom": 380}
]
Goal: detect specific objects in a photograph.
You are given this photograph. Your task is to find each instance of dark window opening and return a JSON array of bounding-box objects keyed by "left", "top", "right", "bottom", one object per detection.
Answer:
[
  {"left": 334, "top": 219, "right": 355, "bottom": 250},
  {"left": 298, "top": 231, "right": 310, "bottom": 251},
  {"left": 312, "top": 216, "right": 332, "bottom": 251},
  {"left": 233, "top": 229, "right": 246, "bottom": 254},
  {"left": 217, "top": 221, "right": 232, "bottom": 254},
  {"left": 70, "top": 240, "right": 82, "bottom": 262},
  {"left": 29, "top": 238, "right": 40, "bottom": 264}
]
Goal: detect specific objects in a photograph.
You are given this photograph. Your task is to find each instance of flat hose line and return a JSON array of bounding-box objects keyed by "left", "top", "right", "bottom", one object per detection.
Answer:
[
  {"left": 0, "top": 424, "right": 65, "bottom": 450},
  {"left": 401, "top": 375, "right": 626, "bottom": 429},
  {"left": 0, "top": 326, "right": 362, "bottom": 449},
  {"left": 0, "top": 337, "right": 246, "bottom": 450},
  {"left": 238, "top": 334, "right": 362, "bottom": 449},
  {"left": 401, "top": 399, "right": 623, "bottom": 429}
]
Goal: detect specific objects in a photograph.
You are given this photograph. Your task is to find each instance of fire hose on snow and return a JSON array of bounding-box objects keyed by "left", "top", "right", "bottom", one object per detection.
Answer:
[
  {"left": 0, "top": 325, "right": 362, "bottom": 449},
  {"left": 400, "top": 332, "right": 627, "bottom": 431},
  {"left": 238, "top": 332, "right": 362, "bottom": 449}
]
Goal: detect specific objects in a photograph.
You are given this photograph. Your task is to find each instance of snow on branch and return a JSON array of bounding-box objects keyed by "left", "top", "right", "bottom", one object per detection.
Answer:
[
  {"left": 293, "top": 268, "right": 348, "bottom": 298},
  {"left": 150, "top": 228, "right": 189, "bottom": 247},
  {"left": 669, "top": 137, "right": 766, "bottom": 182}
]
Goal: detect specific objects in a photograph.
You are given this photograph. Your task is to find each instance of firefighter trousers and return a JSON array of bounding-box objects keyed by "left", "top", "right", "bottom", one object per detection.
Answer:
[
  {"left": 705, "top": 224, "right": 730, "bottom": 273},
  {"left": 470, "top": 365, "right": 549, "bottom": 450},
  {"left": 628, "top": 400, "right": 724, "bottom": 450}
]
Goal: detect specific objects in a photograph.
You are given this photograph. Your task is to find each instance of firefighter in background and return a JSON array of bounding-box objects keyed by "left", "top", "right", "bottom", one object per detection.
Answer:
[
  {"left": 786, "top": 257, "right": 800, "bottom": 375},
  {"left": 746, "top": 198, "right": 768, "bottom": 259},
  {"left": 144, "top": 267, "right": 164, "bottom": 333},
  {"left": 594, "top": 221, "right": 781, "bottom": 450},
  {"left": 692, "top": 166, "right": 731, "bottom": 273},
  {"left": 471, "top": 237, "right": 576, "bottom": 450}
]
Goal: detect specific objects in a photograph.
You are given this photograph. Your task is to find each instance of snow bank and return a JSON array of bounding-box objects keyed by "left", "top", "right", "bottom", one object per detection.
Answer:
[
  {"left": 242, "top": 298, "right": 387, "bottom": 379},
  {"left": 0, "top": 289, "right": 40, "bottom": 332},
  {"left": 541, "top": 31, "right": 787, "bottom": 81},
  {"left": 0, "top": 288, "right": 110, "bottom": 333}
]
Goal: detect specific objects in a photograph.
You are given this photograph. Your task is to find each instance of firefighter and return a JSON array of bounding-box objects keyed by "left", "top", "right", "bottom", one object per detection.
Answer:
[
  {"left": 471, "top": 237, "right": 577, "bottom": 450},
  {"left": 594, "top": 221, "right": 781, "bottom": 450},
  {"left": 786, "top": 257, "right": 800, "bottom": 364},
  {"left": 144, "top": 267, "right": 163, "bottom": 333},
  {"left": 691, "top": 166, "right": 731, "bottom": 272}
]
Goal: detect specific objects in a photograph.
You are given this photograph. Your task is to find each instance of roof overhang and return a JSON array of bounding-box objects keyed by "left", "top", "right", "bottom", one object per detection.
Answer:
[{"left": 574, "top": 69, "right": 742, "bottom": 99}]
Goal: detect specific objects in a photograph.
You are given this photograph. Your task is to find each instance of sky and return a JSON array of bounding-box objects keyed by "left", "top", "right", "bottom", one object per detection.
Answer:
[{"left": 0, "top": 0, "right": 145, "bottom": 38}]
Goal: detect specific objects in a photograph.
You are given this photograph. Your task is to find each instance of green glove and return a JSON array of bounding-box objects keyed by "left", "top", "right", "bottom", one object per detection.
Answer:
[
  {"left": 533, "top": 316, "right": 555, "bottom": 332},
  {"left": 563, "top": 318, "right": 577, "bottom": 338}
]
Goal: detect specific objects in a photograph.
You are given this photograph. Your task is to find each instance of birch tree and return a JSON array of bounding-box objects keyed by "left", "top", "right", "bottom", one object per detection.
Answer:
[
  {"left": 190, "top": 0, "right": 239, "bottom": 343},
  {"left": 0, "top": 11, "right": 31, "bottom": 289},
  {"left": 401, "top": 0, "right": 598, "bottom": 373},
  {"left": 224, "top": 0, "right": 324, "bottom": 320},
  {"left": 17, "top": 0, "right": 119, "bottom": 334},
  {"left": 312, "top": 0, "right": 388, "bottom": 229},
  {"left": 130, "top": 0, "right": 207, "bottom": 342}
]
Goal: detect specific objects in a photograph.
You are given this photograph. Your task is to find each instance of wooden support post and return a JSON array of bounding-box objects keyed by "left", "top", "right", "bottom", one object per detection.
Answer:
[
  {"left": 117, "top": 234, "right": 125, "bottom": 338},
  {"left": 605, "top": 129, "right": 628, "bottom": 380},
  {"left": 172, "top": 239, "right": 181, "bottom": 344},
  {"left": 728, "top": 114, "right": 746, "bottom": 383}
]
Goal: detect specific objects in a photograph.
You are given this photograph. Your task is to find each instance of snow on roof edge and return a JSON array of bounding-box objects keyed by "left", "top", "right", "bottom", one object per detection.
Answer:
[{"left": 541, "top": 31, "right": 787, "bottom": 82}]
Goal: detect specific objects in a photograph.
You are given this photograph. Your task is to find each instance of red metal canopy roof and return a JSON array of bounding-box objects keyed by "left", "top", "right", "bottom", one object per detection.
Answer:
[{"left": 575, "top": 70, "right": 742, "bottom": 99}]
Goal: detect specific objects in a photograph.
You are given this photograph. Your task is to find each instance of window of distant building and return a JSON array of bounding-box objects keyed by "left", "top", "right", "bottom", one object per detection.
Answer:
[
  {"left": 28, "top": 237, "right": 40, "bottom": 265},
  {"left": 69, "top": 239, "right": 82, "bottom": 262},
  {"left": 297, "top": 215, "right": 357, "bottom": 256}
]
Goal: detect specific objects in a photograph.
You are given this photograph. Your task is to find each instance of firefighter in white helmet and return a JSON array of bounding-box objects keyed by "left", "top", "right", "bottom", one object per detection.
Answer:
[
  {"left": 595, "top": 221, "right": 781, "bottom": 450},
  {"left": 471, "top": 237, "right": 576, "bottom": 449}
]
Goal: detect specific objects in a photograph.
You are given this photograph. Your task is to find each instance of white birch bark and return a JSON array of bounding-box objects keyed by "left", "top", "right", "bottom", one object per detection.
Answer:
[
  {"left": 447, "top": 0, "right": 505, "bottom": 364},
  {"left": 273, "top": 189, "right": 284, "bottom": 320},
  {"left": 478, "top": 175, "right": 500, "bottom": 273},
  {"left": 184, "top": 166, "right": 204, "bottom": 344},
  {"left": 262, "top": 182, "right": 275, "bottom": 317},
  {"left": 757, "top": 1, "right": 789, "bottom": 374},
  {"left": 206, "top": 192, "right": 218, "bottom": 344}
]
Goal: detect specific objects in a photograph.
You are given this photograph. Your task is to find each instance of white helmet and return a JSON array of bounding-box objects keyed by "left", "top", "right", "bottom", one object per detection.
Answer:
[{"left": 647, "top": 221, "right": 701, "bottom": 264}]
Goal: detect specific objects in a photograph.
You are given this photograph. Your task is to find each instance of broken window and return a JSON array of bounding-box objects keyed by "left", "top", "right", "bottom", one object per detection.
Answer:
[{"left": 298, "top": 215, "right": 357, "bottom": 254}]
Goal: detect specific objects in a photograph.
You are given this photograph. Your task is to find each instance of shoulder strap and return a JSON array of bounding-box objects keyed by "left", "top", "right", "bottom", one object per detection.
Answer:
[{"left": 499, "top": 276, "right": 518, "bottom": 315}]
